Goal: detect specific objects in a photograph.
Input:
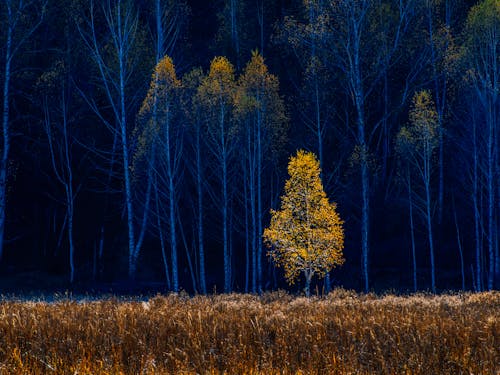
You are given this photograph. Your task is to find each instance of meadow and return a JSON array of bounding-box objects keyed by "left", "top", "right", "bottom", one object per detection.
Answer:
[{"left": 0, "top": 290, "right": 498, "bottom": 374}]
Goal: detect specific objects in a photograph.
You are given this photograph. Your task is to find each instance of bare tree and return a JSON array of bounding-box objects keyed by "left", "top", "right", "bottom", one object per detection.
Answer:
[
  {"left": 38, "top": 62, "right": 79, "bottom": 283},
  {"left": 465, "top": 0, "right": 499, "bottom": 290},
  {"left": 0, "top": 0, "right": 46, "bottom": 261},
  {"left": 78, "top": 0, "right": 147, "bottom": 278},
  {"left": 287, "top": 0, "right": 417, "bottom": 292}
]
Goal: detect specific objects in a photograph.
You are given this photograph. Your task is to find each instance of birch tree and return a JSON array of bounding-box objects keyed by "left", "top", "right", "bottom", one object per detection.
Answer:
[
  {"left": 264, "top": 150, "right": 344, "bottom": 297},
  {"left": 38, "top": 62, "right": 79, "bottom": 283},
  {"left": 462, "top": 97, "right": 488, "bottom": 291},
  {"left": 218, "top": 0, "right": 243, "bottom": 68},
  {"left": 298, "top": 0, "right": 416, "bottom": 291},
  {"left": 182, "top": 67, "right": 207, "bottom": 293},
  {"left": 425, "top": 0, "right": 459, "bottom": 223},
  {"left": 464, "top": 0, "right": 499, "bottom": 290},
  {"left": 198, "top": 56, "right": 237, "bottom": 292},
  {"left": 151, "top": 0, "right": 187, "bottom": 63},
  {"left": 0, "top": 0, "right": 46, "bottom": 261},
  {"left": 78, "top": 0, "right": 147, "bottom": 278},
  {"left": 396, "top": 91, "right": 440, "bottom": 292},
  {"left": 235, "top": 51, "right": 287, "bottom": 292},
  {"left": 137, "top": 55, "right": 182, "bottom": 292}
]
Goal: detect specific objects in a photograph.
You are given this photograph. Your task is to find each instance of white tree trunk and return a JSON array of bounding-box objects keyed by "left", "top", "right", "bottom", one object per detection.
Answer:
[
  {"left": 220, "top": 108, "right": 231, "bottom": 293},
  {"left": 408, "top": 173, "right": 417, "bottom": 292},
  {"left": 0, "top": 2, "right": 13, "bottom": 262},
  {"left": 196, "top": 127, "right": 206, "bottom": 293}
]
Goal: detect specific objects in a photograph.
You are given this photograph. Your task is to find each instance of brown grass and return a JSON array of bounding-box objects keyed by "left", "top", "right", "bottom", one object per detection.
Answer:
[{"left": 0, "top": 290, "right": 498, "bottom": 374}]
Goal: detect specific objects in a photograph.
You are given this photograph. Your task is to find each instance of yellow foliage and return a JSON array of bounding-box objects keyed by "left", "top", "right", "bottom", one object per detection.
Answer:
[
  {"left": 180, "top": 67, "right": 205, "bottom": 120},
  {"left": 134, "top": 55, "right": 180, "bottom": 166},
  {"left": 196, "top": 56, "right": 237, "bottom": 144},
  {"left": 263, "top": 150, "right": 344, "bottom": 289},
  {"left": 409, "top": 90, "right": 438, "bottom": 141},
  {"left": 397, "top": 90, "right": 439, "bottom": 158},
  {"left": 235, "top": 51, "right": 288, "bottom": 157},
  {"left": 197, "top": 56, "right": 235, "bottom": 107},
  {"left": 236, "top": 51, "right": 278, "bottom": 113},
  {"left": 139, "top": 55, "right": 181, "bottom": 122}
]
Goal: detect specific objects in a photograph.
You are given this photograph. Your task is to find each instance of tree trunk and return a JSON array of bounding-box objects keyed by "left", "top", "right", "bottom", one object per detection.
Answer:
[
  {"left": 472, "top": 112, "right": 482, "bottom": 291},
  {"left": 196, "top": 127, "right": 206, "bottom": 294},
  {"left": 408, "top": 173, "right": 417, "bottom": 292},
  {"left": 249, "top": 129, "right": 257, "bottom": 293},
  {"left": 168, "top": 175, "right": 178, "bottom": 291},
  {"left": 428, "top": 4, "right": 445, "bottom": 224},
  {"left": 155, "top": 178, "right": 171, "bottom": 289},
  {"left": 164, "top": 108, "right": 179, "bottom": 292},
  {"left": 68, "top": 199, "right": 75, "bottom": 283},
  {"left": 487, "top": 110, "right": 494, "bottom": 291},
  {"left": 361, "top": 159, "right": 370, "bottom": 293},
  {"left": 257, "top": 103, "right": 263, "bottom": 293},
  {"left": 229, "top": 0, "right": 240, "bottom": 68},
  {"left": 122, "top": 103, "right": 135, "bottom": 279},
  {"left": 178, "top": 210, "right": 196, "bottom": 293},
  {"left": 223, "top": 160, "right": 230, "bottom": 292},
  {"left": 221, "top": 108, "right": 231, "bottom": 293},
  {"left": 63, "top": 93, "right": 75, "bottom": 284},
  {"left": 243, "top": 161, "right": 249, "bottom": 293},
  {"left": 304, "top": 270, "right": 313, "bottom": 297},
  {"left": 453, "top": 197, "right": 465, "bottom": 291},
  {"left": 115, "top": 3, "right": 136, "bottom": 280},
  {"left": 425, "top": 181, "right": 436, "bottom": 293},
  {"left": 352, "top": 19, "right": 370, "bottom": 293},
  {"left": 0, "top": 4, "right": 12, "bottom": 262},
  {"left": 257, "top": 0, "right": 264, "bottom": 54}
]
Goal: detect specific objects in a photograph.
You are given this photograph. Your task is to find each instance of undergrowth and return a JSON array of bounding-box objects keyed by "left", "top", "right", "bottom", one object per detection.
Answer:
[{"left": 0, "top": 290, "right": 498, "bottom": 374}]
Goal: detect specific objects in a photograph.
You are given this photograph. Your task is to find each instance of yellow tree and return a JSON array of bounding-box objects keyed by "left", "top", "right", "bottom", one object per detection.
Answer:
[
  {"left": 263, "top": 150, "right": 344, "bottom": 296},
  {"left": 181, "top": 67, "right": 207, "bottom": 294},
  {"left": 396, "top": 90, "right": 439, "bottom": 293},
  {"left": 197, "top": 56, "right": 236, "bottom": 293},
  {"left": 235, "top": 51, "right": 287, "bottom": 292},
  {"left": 136, "top": 55, "right": 182, "bottom": 291}
]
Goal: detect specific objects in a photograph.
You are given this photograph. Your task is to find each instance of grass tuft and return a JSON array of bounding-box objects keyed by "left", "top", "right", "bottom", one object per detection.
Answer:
[{"left": 0, "top": 290, "right": 498, "bottom": 374}]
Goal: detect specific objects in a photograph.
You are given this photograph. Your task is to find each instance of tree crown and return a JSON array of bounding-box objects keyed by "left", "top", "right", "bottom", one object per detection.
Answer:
[{"left": 263, "top": 150, "right": 344, "bottom": 288}]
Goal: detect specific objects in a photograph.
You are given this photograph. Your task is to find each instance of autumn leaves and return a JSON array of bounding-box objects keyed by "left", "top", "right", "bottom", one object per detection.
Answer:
[
  {"left": 135, "top": 52, "right": 289, "bottom": 292},
  {"left": 136, "top": 52, "right": 345, "bottom": 294},
  {"left": 264, "top": 150, "right": 345, "bottom": 296}
]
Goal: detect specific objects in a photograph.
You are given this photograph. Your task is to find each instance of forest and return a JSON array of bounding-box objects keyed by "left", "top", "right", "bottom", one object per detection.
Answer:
[{"left": 0, "top": 0, "right": 499, "bottom": 294}]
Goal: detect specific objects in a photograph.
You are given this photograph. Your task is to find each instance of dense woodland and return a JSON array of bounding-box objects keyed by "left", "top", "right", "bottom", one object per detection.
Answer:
[{"left": 0, "top": 0, "right": 499, "bottom": 293}]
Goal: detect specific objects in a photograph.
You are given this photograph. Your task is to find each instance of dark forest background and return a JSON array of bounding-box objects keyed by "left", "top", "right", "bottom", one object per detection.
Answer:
[{"left": 0, "top": 0, "right": 498, "bottom": 294}]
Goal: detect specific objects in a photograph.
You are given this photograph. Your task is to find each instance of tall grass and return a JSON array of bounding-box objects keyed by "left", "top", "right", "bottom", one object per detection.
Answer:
[{"left": 0, "top": 290, "right": 498, "bottom": 374}]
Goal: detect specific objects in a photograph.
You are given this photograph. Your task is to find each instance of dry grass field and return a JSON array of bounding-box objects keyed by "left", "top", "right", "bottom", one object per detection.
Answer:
[{"left": 0, "top": 290, "right": 498, "bottom": 374}]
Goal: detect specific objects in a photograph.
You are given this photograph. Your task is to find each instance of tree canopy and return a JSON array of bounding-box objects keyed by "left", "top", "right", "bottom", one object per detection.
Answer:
[{"left": 264, "top": 150, "right": 344, "bottom": 296}]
